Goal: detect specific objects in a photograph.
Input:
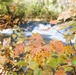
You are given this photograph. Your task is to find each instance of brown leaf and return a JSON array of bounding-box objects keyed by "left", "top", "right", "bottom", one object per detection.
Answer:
[
  {"left": 0, "top": 55, "right": 6, "bottom": 68},
  {"left": 50, "top": 17, "right": 57, "bottom": 24},
  {"left": 57, "top": 9, "right": 75, "bottom": 22}
]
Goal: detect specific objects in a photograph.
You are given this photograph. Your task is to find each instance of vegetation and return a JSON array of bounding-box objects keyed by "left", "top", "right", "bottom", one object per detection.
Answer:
[
  {"left": 0, "top": 0, "right": 76, "bottom": 75},
  {"left": 0, "top": 31, "right": 76, "bottom": 75},
  {"left": 0, "top": 0, "right": 62, "bottom": 21}
]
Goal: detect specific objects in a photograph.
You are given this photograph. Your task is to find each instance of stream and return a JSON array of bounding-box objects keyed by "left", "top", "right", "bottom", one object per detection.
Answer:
[{"left": 0, "top": 21, "right": 76, "bottom": 44}]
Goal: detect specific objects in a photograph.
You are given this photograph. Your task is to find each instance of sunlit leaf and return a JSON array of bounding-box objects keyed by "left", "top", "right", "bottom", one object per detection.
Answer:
[
  {"left": 30, "top": 45, "right": 51, "bottom": 66},
  {"left": 12, "top": 34, "right": 17, "bottom": 39},
  {"left": 70, "top": 21, "right": 76, "bottom": 27},
  {"left": 26, "top": 68, "right": 33, "bottom": 75},
  {"left": 74, "top": 43, "right": 76, "bottom": 50},
  {"left": 65, "top": 66, "right": 73, "bottom": 72},
  {"left": 28, "top": 60, "right": 38, "bottom": 70},
  {"left": 42, "top": 70, "right": 52, "bottom": 75},
  {"left": 50, "top": 40, "right": 65, "bottom": 54},
  {"left": 48, "top": 57, "right": 60, "bottom": 70},
  {"left": 69, "top": 21, "right": 76, "bottom": 34},
  {"left": 7, "top": 71, "right": 17, "bottom": 75},
  {"left": 17, "top": 37, "right": 26, "bottom": 44},
  {"left": 28, "top": 33, "right": 45, "bottom": 48},
  {"left": 16, "top": 60, "right": 26, "bottom": 68},
  {"left": 13, "top": 43, "right": 25, "bottom": 57},
  {"left": 64, "top": 46, "right": 74, "bottom": 56},
  {"left": 59, "top": 54, "right": 68, "bottom": 64},
  {"left": 54, "top": 69, "right": 65, "bottom": 75},
  {"left": 57, "top": 9, "right": 73, "bottom": 22},
  {"left": 0, "top": 44, "right": 2, "bottom": 50},
  {"left": 3, "top": 38, "right": 11, "bottom": 48},
  {"left": 42, "top": 65, "right": 53, "bottom": 75},
  {"left": 34, "top": 67, "right": 42, "bottom": 75},
  {"left": 71, "top": 56, "right": 76, "bottom": 66}
]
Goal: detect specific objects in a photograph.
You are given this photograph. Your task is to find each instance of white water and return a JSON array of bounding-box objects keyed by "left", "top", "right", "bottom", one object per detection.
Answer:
[{"left": 0, "top": 22, "right": 76, "bottom": 44}]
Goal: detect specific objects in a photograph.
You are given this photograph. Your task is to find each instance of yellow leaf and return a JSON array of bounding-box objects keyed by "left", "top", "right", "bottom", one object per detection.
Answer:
[{"left": 64, "top": 46, "right": 74, "bottom": 56}]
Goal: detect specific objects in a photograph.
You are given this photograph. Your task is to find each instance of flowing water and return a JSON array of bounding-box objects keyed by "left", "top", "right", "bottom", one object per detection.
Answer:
[{"left": 0, "top": 21, "right": 76, "bottom": 44}]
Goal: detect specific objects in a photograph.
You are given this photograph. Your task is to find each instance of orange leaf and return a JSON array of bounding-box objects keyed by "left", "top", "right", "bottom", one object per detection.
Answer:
[
  {"left": 13, "top": 43, "right": 25, "bottom": 57},
  {"left": 30, "top": 45, "right": 51, "bottom": 65},
  {"left": 50, "top": 40, "right": 65, "bottom": 54},
  {"left": 55, "top": 69, "right": 65, "bottom": 75},
  {"left": 28, "top": 33, "right": 45, "bottom": 48}
]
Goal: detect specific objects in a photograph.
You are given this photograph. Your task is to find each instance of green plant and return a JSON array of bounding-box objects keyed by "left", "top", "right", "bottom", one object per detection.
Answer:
[{"left": 0, "top": 31, "right": 76, "bottom": 75}]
